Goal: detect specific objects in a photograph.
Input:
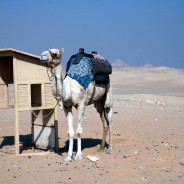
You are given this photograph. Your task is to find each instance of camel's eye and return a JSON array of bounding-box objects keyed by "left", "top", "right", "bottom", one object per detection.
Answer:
[{"left": 52, "top": 54, "right": 57, "bottom": 59}]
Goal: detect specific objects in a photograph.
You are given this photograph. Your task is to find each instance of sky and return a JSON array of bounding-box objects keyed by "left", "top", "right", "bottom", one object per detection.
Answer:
[{"left": 0, "top": 0, "right": 184, "bottom": 68}]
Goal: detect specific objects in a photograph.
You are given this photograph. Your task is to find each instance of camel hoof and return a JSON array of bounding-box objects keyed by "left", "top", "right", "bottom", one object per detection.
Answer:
[
  {"left": 74, "top": 155, "right": 83, "bottom": 161},
  {"left": 64, "top": 156, "right": 73, "bottom": 162},
  {"left": 106, "top": 148, "right": 112, "bottom": 154},
  {"left": 97, "top": 148, "right": 105, "bottom": 152}
]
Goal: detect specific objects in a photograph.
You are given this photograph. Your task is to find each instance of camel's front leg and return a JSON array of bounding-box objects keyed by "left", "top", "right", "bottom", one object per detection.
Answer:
[
  {"left": 75, "top": 105, "right": 85, "bottom": 160},
  {"left": 64, "top": 106, "right": 74, "bottom": 161}
]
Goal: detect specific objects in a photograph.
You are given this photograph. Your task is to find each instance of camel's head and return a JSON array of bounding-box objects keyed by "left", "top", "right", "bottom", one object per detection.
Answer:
[{"left": 40, "top": 48, "right": 64, "bottom": 67}]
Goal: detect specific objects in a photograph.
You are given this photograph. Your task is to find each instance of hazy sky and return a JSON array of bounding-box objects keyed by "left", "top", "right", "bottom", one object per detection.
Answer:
[{"left": 0, "top": 0, "right": 184, "bottom": 68}]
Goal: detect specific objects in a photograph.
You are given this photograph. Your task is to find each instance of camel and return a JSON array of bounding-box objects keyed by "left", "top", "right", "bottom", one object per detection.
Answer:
[{"left": 40, "top": 48, "right": 113, "bottom": 161}]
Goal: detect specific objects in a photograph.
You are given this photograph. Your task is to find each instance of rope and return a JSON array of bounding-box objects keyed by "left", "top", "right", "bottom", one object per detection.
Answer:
[
  {"left": 31, "top": 100, "right": 59, "bottom": 119},
  {"left": 46, "top": 64, "right": 53, "bottom": 82},
  {"left": 45, "top": 63, "right": 63, "bottom": 101}
]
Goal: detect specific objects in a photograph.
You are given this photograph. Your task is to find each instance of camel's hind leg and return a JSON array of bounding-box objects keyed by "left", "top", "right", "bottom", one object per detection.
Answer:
[
  {"left": 95, "top": 104, "right": 112, "bottom": 153},
  {"left": 101, "top": 83, "right": 113, "bottom": 153},
  {"left": 99, "top": 110, "right": 108, "bottom": 151},
  {"left": 104, "top": 83, "right": 113, "bottom": 153},
  {"left": 104, "top": 106, "right": 113, "bottom": 154}
]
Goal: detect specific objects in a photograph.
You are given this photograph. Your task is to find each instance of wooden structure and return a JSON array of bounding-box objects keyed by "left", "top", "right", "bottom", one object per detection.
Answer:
[{"left": 0, "top": 48, "right": 58, "bottom": 155}]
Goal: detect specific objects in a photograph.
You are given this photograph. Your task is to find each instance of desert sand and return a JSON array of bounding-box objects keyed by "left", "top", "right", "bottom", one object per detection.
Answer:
[{"left": 0, "top": 67, "right": 184, "bottom": 184}]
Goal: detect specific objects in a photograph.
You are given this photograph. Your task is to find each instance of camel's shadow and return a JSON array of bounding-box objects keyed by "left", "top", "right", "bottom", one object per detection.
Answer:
[
  {"left": 59, "top": 138, "right": 104, "bottom": 153},
  {"left": 0, "top": 135, "right": 106, "bottom": 154}
]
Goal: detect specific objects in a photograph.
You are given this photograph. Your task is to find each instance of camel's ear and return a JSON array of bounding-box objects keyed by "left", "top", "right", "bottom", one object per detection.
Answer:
[
  {"left": 58, "top": 48, "right": 64, "bottom": 59},
  {"left": 59, "top": 48, "right": 64, "bottom": 54}
]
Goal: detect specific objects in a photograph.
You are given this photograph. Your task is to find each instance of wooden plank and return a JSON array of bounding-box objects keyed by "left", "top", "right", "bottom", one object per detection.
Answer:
[
  {"left": 13, "top": 56, "right": 20, "bottom": 155},
  {"left": 32, "top": 125, "right": 56, "bottom": 150},
  {"left": 15, "top": 55, "right": 49, "bottom": 82},
  {"left": 16, "top": 105, "right": 57, "bottom": 111},
  {"left": 17, "top": 84, "right": 29, "bottom": 109},
  {"left": 17, "top": 81, "right": 51, "bottom": 84},
  {"left": 19, "top": 151, "right": 51, "bottom": 156},
  {"left": 0, "top": 84, "right": 8, "bottom": 107},
  {"left": 44, "top": 83, "right": 55, "bottom": 107}
]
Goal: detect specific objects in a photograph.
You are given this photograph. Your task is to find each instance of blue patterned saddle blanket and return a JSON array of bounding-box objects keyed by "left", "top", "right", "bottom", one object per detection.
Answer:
[{"left": 67, "top": 57, "right": 94, "bottom": 89}]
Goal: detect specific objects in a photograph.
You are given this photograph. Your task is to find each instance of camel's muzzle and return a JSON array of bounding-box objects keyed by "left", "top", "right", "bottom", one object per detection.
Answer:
[{"left": 40, "top": 55, "right": 48, "bottom": 63}]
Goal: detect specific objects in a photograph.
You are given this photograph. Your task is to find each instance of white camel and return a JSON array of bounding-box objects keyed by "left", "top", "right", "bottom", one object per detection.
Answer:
[{"left": 40, "top": 48, "right": 113, "bottom": 161}]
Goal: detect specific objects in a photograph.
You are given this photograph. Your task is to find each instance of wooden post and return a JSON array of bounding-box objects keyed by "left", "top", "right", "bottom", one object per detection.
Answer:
[
  {"left": 54, "top": 99, "right": 59, "bottom": 152},
  {"left": 13, "top": 56, "right": 20, "bottom": 155},
  {"left": 54, "top": 119, "right": 59, "bottom": 152},
  {"left": 15, "top": 110, "right": 20, "bottom": 155}
]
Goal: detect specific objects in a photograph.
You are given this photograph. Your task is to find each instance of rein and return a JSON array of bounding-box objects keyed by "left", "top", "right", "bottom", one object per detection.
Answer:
[
  {"left": 46, "top": 65, "right": 63, "bottom": 101},
  {"left": 32, "top": 101, "right": 59, "bottom": 118},
  {"left": 46, "top": 64, "right": 54, "bottom": 82},
  {"left": 33, "top": 51, "right": 63, "bottom": 118},
  {"left": 32, "top": 64, "right": 61, "bottom": 118}
]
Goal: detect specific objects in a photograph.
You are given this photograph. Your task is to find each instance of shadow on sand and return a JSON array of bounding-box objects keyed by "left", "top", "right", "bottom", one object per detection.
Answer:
[
  {"left": 59, "top": 138, "right": 105, "bottom": 154},
  {"left": 0, "top": 135, "right": 107, "bottom": 154},
  {"left": 0, "top": 134, "right": 32, "bottom": 148}
]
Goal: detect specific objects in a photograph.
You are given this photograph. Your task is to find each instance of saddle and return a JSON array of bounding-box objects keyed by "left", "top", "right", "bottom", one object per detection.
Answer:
[{"left": 92, "top": 58, "right": 112, "bottom": 84}]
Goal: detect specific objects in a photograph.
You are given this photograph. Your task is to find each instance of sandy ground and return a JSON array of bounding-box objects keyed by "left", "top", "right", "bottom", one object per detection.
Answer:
[{"left": 0, "top": 67, "right": 184, "bottom": 184}]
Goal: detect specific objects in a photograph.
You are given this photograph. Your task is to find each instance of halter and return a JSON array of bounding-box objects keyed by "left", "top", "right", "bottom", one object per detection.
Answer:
[
  {"left": 46, "top": 50, "right": 61, "bottom": 80},
  {"left": 45, "top": 50, "right": 63, "bottom": 102},
  {"left": 47, "top": 50, "right": 61, "bottom": 68}
]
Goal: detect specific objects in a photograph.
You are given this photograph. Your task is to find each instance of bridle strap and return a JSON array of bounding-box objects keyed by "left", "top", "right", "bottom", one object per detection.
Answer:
[
  {"left": 48, "top": 50, "right": 55, "bottom": 66},
  {"left": 45, "top": 52, "right": 63, "bottom": 101},
  {"left": 47, "top": 50, "right": 61, "bottom": 68}
]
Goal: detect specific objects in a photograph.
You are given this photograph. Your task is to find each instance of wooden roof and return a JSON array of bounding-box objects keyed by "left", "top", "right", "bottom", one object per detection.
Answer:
[{"left": 0, "top": 48, "right": 40, "bottom": 59}]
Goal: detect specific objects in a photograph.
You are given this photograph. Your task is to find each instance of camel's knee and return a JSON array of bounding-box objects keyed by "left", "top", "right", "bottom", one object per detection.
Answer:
[
  {"left": 68, "top": 130, "right": 74, "bottom": 138},
  {"left": 104, "top": 107, "right": 110, "bottom": 115},
  {"left": 76, "top": 127, "right": 83, "bottom": 138},
  {"left": 105, "top": 99, "right": 112, "bottom": 109},
  {"left": 104, "top": 126, "right": 109, "bottom": 132},
  {"left": 105, "top": 107, "right": 112, "bottom": 122}
]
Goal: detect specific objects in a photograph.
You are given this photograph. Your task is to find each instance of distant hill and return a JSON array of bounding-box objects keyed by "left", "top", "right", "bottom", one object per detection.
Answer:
[
  {"left": 111, "top": 59, "right": 128, "bottom": 68},
  {"left": 142, "top": 64, "right": 154, "bottom": 68}
]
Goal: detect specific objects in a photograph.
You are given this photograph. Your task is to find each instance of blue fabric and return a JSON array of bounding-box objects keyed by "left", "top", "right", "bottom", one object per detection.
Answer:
[{"left": 67, "top": 57, "right": 94, "bottom": 89}]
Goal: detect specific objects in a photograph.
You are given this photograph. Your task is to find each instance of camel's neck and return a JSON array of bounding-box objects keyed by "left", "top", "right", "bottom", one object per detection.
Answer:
[{"left": 50, "top": 64, "right": 63, "bottom": 101}]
